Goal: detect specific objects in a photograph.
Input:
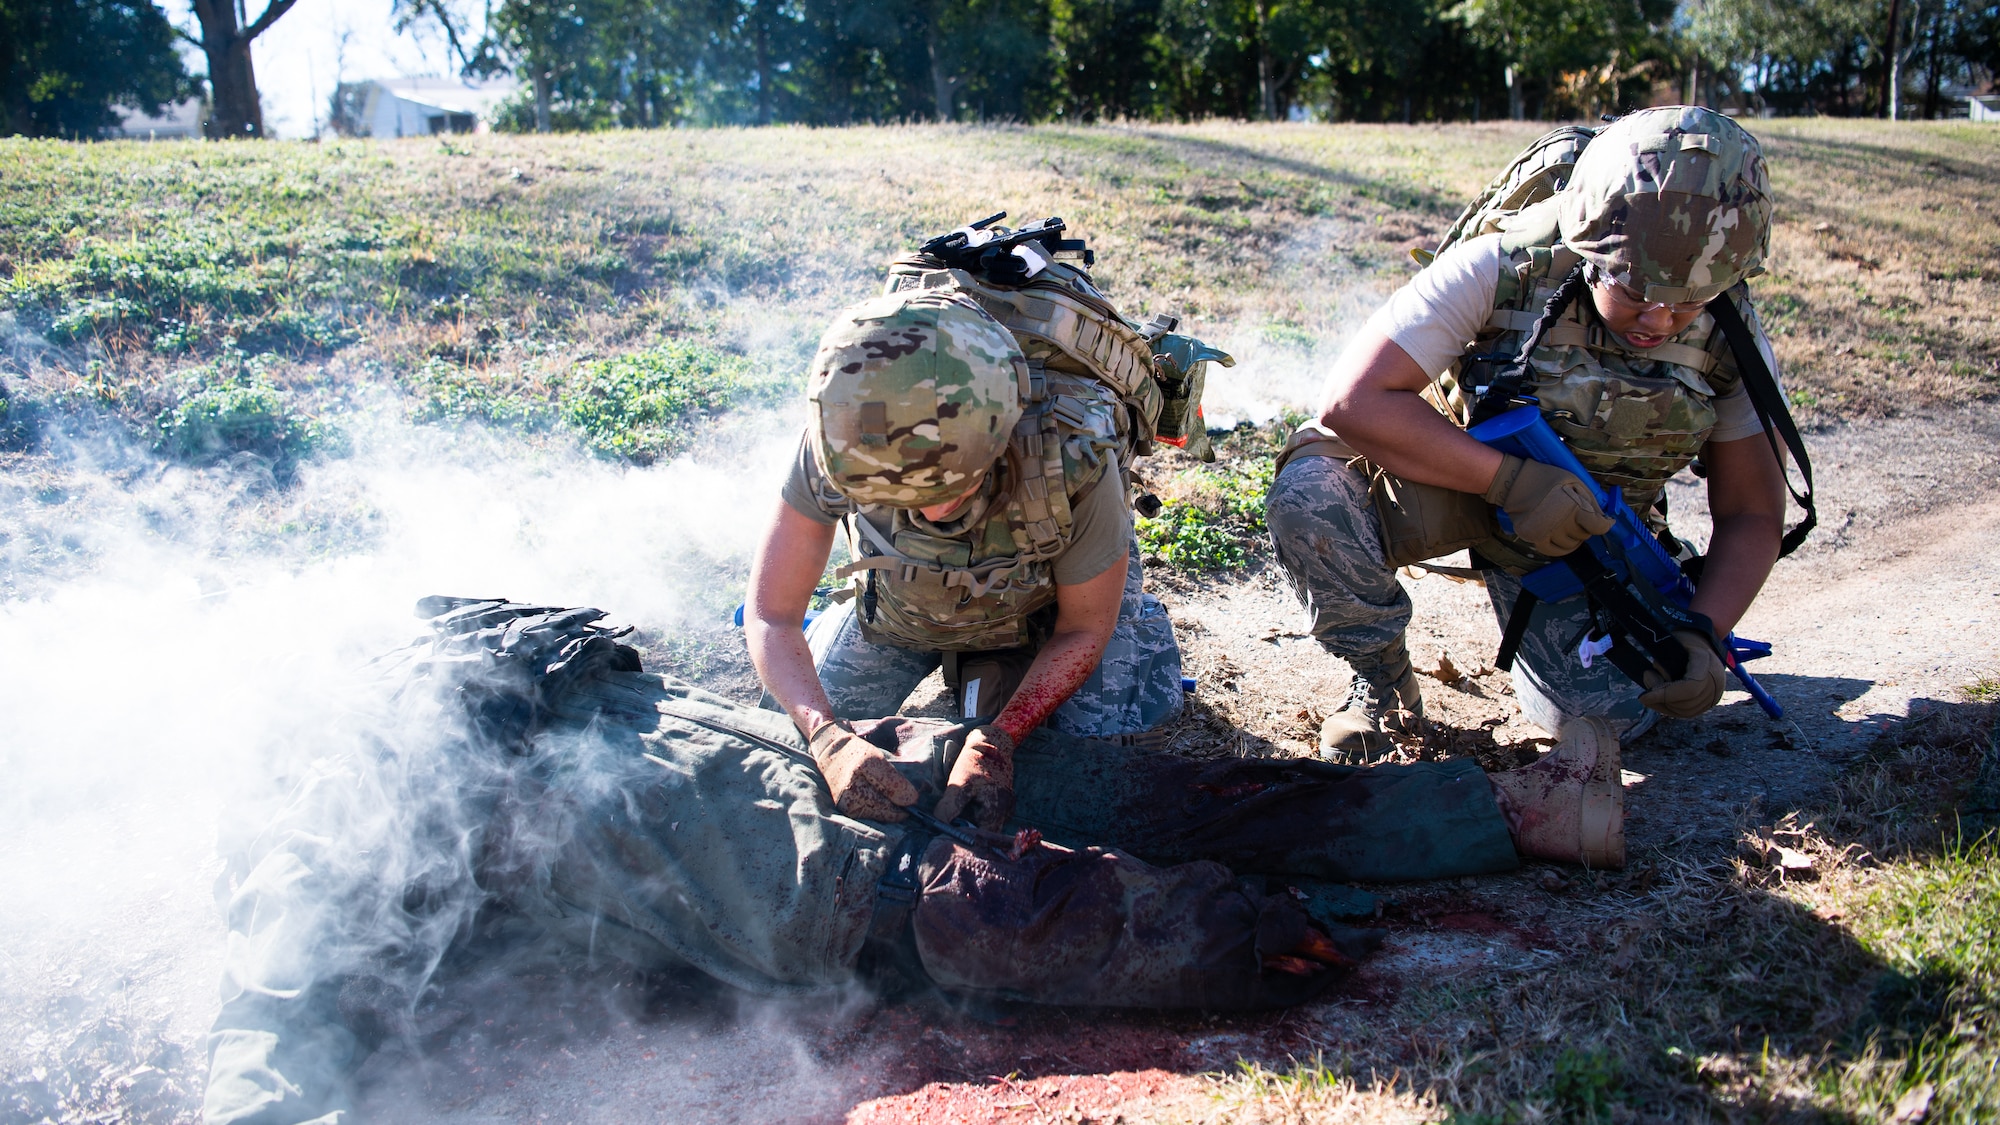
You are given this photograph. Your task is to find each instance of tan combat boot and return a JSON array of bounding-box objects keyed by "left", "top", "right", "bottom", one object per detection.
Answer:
[
  {"left": 1487, "top": 716, "right": 1624, "bottom": 869},
  {"left": 1318, "top": 635, "right": 1425, "bottom": 762}
]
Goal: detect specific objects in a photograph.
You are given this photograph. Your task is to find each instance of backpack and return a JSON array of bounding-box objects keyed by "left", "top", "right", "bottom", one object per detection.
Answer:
[
  {"left": 1418, "top": 125, "right": 1598, "bottom": 267},
  {"left": 885, "top": 214, "right": 1234, "bottom": 464}
]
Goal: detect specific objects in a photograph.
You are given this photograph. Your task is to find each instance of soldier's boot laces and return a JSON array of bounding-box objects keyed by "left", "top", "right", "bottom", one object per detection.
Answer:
[{"left": 1318, "top": 636, "right": 1424, "bottom": 763}]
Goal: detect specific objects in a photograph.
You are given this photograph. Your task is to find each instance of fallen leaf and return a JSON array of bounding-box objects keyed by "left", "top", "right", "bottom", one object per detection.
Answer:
[
  {"left": 1812, "top": 221, "right": 1836, "bottom": 233},
  {"left": 1891, "top": 1082, "right": 1934, "bottom": 1124},
  {"left": 1774, "top": 845, "right": 1816, "bottom": 873},
  {"left": 1538, "top": 870, "right": 1569, "bottom": 893},
  {"left": 1428, "top": 652, "right": 1461, "bottom": 683}
]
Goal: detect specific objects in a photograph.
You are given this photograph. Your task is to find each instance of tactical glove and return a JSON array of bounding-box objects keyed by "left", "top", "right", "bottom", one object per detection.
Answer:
[
  {"left": 935, "top": 725, "right": 1017, "bottom": 833},
  {"left": 1639, "top": 629, "right": 1728, "bottom": 719},
  {"left": 809, "top": 720, "right": 919, "bottom": 822},
  {"left": 1483, "top": 454, "right": 1614, "bottom": 557}
]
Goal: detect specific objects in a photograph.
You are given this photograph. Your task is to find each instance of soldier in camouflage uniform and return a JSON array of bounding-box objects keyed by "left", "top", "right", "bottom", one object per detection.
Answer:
[
  {"left": 747, "top": 286, "right": 1184, "bottom": 834},
  {"left": 1267, "top": 108, "right": 1789, "bottom": 846}
]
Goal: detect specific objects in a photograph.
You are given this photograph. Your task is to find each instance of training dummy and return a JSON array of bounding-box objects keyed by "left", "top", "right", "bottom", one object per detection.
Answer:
[{"left": 204, "top": 597, "right": 1618, "bottom": 1124}]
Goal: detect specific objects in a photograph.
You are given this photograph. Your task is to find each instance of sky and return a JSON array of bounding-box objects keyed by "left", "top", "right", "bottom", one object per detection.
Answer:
[{"left": 171, "top": 1, "right": 490, "bottom": 139}]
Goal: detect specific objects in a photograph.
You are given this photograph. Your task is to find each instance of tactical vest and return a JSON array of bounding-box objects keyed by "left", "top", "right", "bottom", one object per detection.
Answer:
[
  {"left": 828, "top": 366, "right": 1123, "bottom": 651},
  {"left": 825, "top": 254, "right": 1158, "bottom": 652},
  {"left": 1430, "top": 200, "right": 1748, "bottom": 570}
]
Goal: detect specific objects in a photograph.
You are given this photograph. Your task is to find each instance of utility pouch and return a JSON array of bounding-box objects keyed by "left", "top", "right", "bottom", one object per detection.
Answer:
[
  {"left": 1368, "top": 465, "right": 1498, "bottom": 569},
  {"left": 1150, "top": 332, "right": 1235, "bottom": 463}
]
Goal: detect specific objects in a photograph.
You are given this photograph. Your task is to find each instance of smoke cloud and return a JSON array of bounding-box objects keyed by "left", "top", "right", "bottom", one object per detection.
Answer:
[
  {"left": 0, "top": 292, "right": 1359, "bottom": 1120},
  {"left": 0, "top": 401, "right": 884, "bottom": 1122}
]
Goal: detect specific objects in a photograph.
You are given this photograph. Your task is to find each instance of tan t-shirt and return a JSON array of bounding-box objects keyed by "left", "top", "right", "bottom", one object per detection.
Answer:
[
  {"left": 1366, "top": 234, "right": 1776, "bottom": 444},
  {"left": 780, "top": 431, "right": 1132, "bottom": 586}
]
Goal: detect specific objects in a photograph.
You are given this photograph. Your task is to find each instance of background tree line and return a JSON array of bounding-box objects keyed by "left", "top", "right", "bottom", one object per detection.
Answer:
[{"left": 2, "top": 0, "right": 1997, "bottom": 138}]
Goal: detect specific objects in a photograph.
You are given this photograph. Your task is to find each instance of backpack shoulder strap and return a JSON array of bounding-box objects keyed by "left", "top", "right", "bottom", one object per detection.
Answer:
[{"left": 1705, "top": 292, "right": 1817, "bottom": 558}]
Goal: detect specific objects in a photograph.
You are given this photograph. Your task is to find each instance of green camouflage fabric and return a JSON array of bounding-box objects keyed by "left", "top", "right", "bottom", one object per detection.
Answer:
[
  {"left": 1555, "top": 105, "right": 1771, "bottom": 305},
  {"left": 1428, "top": 124, "right": 1596, "bottom": 260},
  {"left": 808, "top": 290, "right": 1027, "bottom": 508},
  {"left": 817, "top": 367, "right": 1125, "bottom": 651},
  {"left": 1416, "top": 201, "right": 1781, "bottom": 571},
  {"left": 883, "top": 250, "right": 1168, "bottom": 462}
]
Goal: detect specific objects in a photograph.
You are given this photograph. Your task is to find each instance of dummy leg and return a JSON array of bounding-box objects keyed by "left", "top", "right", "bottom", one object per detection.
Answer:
[{"left": 1010, "top": 738, "right": 1517, "bottom": 882}]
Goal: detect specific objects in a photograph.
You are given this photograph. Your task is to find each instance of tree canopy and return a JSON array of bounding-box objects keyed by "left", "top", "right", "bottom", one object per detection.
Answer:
[
  {"left": 395, "top": 0, "right": 1997, "bottom": 128},
  {"left": 0, "top": 0, "right": 195, "bottom": 138}
]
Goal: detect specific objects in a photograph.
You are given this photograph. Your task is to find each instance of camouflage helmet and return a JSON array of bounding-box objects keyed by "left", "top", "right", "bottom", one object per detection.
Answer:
[
  {"left": 807, "top": 289, "right": 1026, "bottom": 507},
  {"left": 1556, "top": 106, "right": 1772, "bottom": 305}
]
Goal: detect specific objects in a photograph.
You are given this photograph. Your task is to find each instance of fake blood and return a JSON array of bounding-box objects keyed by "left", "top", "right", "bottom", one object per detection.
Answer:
[{"left": 995, "top": 644, "right": 1101, "bottom": 743}]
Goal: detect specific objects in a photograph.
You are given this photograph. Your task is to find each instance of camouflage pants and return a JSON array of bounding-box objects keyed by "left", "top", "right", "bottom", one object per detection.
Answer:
[
  {"left": 1266, "top": 454, "right": 1657, "bottom": 740},
  {"left": 804, "top": 541, "right": 1184, "bottom": 737}
]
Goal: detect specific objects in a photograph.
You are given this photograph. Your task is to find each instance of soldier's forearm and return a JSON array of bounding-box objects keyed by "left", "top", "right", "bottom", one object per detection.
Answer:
[
  {"left": 745, "top": 621, "right": 837, "bottom": 738},
  {"left": 1688, "top": 513, "right": 1781, "bottom": 636},
  {"left": 993, "top": 627, "right": 1108, "bottom": 744}
]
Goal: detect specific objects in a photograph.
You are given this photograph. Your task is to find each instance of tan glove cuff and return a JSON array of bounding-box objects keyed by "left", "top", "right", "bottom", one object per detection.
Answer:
[
  {"left": 1482, "top": 454, "right": 1528, "bottom": 505},
  {"left": 807, "top": 718, "right": 853, "bottom": 764},
  {"left": 972, "top": 724, "right": 1019, "bottom": 758}
]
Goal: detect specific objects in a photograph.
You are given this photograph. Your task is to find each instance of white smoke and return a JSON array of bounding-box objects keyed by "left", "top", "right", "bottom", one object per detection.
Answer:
[{"left": 0, "top": 401, "right": 849, "bottom": 1122}]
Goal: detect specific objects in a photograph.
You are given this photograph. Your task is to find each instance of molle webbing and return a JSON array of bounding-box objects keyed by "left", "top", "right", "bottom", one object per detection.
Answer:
[
  {"left": 1480, "top": 308, "right": 1725, "bottom": 376},
  {"left": 889, "top": 259, "right": 1165, "bottom": 454},
  {"left": 911, "top": 266, "right": 1155, "bottom": 401}
]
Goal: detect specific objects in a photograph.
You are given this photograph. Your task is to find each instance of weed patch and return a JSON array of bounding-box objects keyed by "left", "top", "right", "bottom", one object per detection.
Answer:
[
  {"left": 556, "top": 340, "right": 755, "bottom": 464},
  {"left": 155, "top": 349, "right": 341, "bottom": 471}
]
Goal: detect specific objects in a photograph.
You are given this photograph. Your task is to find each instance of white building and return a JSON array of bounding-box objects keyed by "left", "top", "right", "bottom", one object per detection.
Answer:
[
  {"left": 1967, "top": 93, "right": 2000, "bottom": 122},
  {"left": 111, "top": 98, "right": 205, "bottom": 139},
  {"left": 330, "top": 77, "right": 519, "bottom": 138}
]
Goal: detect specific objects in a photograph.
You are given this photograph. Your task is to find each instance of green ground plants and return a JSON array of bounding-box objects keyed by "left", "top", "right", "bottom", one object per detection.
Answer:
[{"left": 5, "top": 120, "right": 1994, "bottom": 468}]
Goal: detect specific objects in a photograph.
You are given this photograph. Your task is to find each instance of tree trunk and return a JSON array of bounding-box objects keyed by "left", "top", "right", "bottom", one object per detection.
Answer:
[
  {"left": 1881, "top": 0, "right": 1902, "bottom": 118},
  {"left": 533, "top": 68, "right": 552, "bottom": 133},
  {"left": 1687, "top": 56, "right": 1700, "bottom": 106},
  {"left": 1255, "top": 0, "right": 1276, "bottom": 121},
  {"left": 1923, "top": 8, "right": 1943, "bottom": 119},
  {"left": 1506, "top": 66, "right": 1522, "bottom": 120},
  {"left": 926, "top": 20, "right": 954, "bottom": 121},
  {"left": 754, "top": 0, "right": 772, "bottom": 126},
  {"left": 193, "top": 0, "right": 265, "bottom": 138}
]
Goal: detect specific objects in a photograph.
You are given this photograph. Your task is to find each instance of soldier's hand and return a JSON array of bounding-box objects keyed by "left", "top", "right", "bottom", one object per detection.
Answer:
[
  {"left": 809, "top": 720, "right": 919, "bottom": 822},
  {"left": 1639, "top": 629, "right": 1728, "bottom": 719},
  {"left": 1484, "top": 454, "right": 1615, "bottom": 557},
  {"left": 935, "top": 725, "right": 1017, "bottom": 833}
]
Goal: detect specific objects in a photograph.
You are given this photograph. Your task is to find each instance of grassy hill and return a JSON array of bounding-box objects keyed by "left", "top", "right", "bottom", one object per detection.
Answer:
[{"left": 4, "top": 119, "right": 1995, "bottom": 463}]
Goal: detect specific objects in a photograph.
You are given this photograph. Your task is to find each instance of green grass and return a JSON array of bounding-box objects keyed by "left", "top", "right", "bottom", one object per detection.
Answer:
[
  {"left": 1828, "top": 832, "right": 2000, "bottom": 1122},
  {"left": 556, "top": 339, "right": 758, "bottom": 463},
  {"left": 3, "top": 121, "right": 1993, "bottom": 459},
  {"left": 1136, "top": 457, "right": 1274, "bottom": 572}
]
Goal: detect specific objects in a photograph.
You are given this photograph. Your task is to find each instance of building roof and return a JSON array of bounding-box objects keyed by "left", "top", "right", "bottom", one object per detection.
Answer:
[{"left": 371, "top": 78, "right": 519, "bottom": 117}]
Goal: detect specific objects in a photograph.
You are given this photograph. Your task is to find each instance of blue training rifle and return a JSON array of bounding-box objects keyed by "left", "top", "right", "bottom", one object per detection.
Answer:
[{"left": 1467, "top": 403, "right": 1783, "bottom": 719}]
